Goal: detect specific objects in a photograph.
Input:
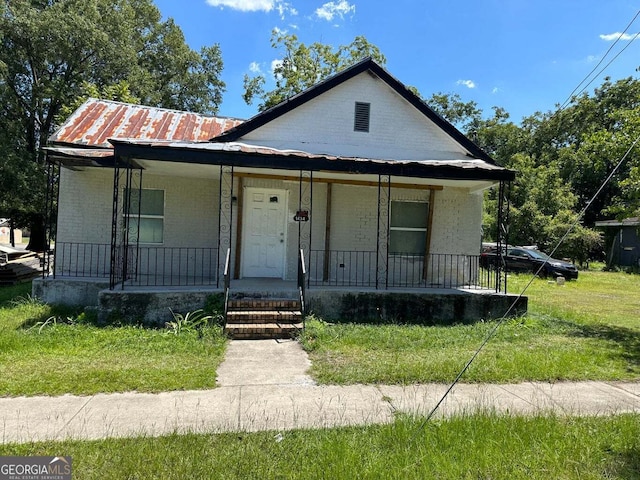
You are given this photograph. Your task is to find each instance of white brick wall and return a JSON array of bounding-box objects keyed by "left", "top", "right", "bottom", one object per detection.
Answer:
[
  {"left": 57, "top": 169, "right": 221, "bottom": 248},
  {"left": 241, "top": 72, "right": 467, "bottom": 161},
  {"left": 57, "top": 168, "right": 113, "bottom": 244},
  {"left": 430, "top": 188, "right": 483, "bottom": 255},
  {"left": 57, "top": 166, "right": 483, "bottom": 285}
]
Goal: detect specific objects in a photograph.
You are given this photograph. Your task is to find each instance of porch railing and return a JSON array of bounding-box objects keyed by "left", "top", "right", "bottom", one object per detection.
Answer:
[
  {"left": 51, "top": 243, "right": 502, "bottom": 292},
  {"left": 53, "top": 242, "right": 111, "bottom": 278},
  {"left": 53, "top": 242, "right": 218, "bottom": 286},
  {"left": 309, "top": 250, "right": 503, "bottom": 292},
  {"left": 298, "top": 248, "right": 307, "bottom": 317},
  {"left": 223, "top": 248, "right": 231, "bottom": 327},
  {"left": 133, "top": 246, "right": 218, "bottom": 286}
]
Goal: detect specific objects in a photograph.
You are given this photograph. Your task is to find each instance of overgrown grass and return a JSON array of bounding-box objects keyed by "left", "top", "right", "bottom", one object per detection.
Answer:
[
  {"left": 0, "top": 283, "right": 227, "bottom": 396},
  {"left": 1, "top": 413, "right": 638, "bottom": 479},
  {"left": 301, "top": 270, "right": 640, "bottom": 384}
]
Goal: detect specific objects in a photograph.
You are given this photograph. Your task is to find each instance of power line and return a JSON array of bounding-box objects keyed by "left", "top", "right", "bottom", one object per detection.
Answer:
[
  {"left": 559, "top": 10, "right": 640, "bottom": 111},
  {"left": 407, "top": 7, "right": 640, "bottom": 446}
]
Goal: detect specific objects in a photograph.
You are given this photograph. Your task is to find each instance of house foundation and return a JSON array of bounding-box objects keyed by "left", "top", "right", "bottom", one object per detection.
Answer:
[{"left": 33, "top": 278, "right": 526, "bottom": 327}]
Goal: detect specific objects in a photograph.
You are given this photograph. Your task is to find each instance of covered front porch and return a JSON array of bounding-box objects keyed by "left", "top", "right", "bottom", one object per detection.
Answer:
[{"left": 35, "top": 143, "right": 522, "bottom": 328}]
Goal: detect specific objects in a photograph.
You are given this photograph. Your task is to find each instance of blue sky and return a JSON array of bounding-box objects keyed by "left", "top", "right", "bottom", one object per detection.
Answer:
[{"left": 153, "top": 0, "right": 640, "bottom": 124}]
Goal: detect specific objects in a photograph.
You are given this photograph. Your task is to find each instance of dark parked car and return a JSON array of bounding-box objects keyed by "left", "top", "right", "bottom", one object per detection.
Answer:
[{"left": 480, "top": 246, "right": 578, "bottom": 280}]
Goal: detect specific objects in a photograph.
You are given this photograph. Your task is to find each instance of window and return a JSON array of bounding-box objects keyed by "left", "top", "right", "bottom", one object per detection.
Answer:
[
  {"left": 124, "top": 188, "right": 164, "bottom": 244},
  {"left": 389, "top": 201, "right": 429, "bottom": 254},
  {"left": 354, "top": 102, "right": 370, "bottom": 132}
]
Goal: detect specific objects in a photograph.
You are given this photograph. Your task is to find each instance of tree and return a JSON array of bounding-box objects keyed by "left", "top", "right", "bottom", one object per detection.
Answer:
[
  {"left": 425, "top": 92, "right": 481, "bottom": 132},
  {"left": 243, "top": 30, "right": 386, "bottom": 111},
  {"left": 0, "top": 0, "right": 226, "bottom": 250},
  {"left": 519, "top": 77, "right": 640, "bottom": 225}
]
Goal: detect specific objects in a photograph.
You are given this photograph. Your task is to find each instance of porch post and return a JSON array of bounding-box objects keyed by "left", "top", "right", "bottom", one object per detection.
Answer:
[
  {"left": 496, "top": 180, "right": 511, "bottom": 293},
  {"left": 109, "top": 157, "right": 122, "bottom": 289},
  {"left": 298, "top": 170, "right": 313, "bottom": 284},
  {"left": 42, "top": 156, "right": 60, "bottom": 278},
  {"left": 120, "top": 164, "right": 134, "bottom": 287},
  {"left": 217, "top": 165, "right": 234, "bottom": 287},
  {"left": 422, "top": 189, "right": 436, "bottom": 281},
  {"left": 376, "top": 174, "right": 391, "bottom": 289}
]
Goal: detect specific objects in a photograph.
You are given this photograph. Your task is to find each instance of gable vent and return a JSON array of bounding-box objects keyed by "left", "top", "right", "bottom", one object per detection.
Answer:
[{"left": 354, "top": 102, "right": 370, "bottom": 132}]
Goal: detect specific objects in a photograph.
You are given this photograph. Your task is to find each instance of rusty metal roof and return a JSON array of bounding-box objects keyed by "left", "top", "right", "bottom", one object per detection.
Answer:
[{"left": 48, "top": 99, "right": 244, "bottom": 149}]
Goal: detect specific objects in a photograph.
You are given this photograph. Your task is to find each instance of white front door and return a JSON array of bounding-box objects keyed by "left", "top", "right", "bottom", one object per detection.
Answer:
[{"left": 241, "top": 188, "right": 287, "bottom": 278}]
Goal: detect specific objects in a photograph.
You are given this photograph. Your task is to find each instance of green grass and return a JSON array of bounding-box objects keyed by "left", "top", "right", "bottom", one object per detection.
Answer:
[
  {"left": 301, "top": 270, "right": 640, "bottom": 384},
  {"left": 1, "top": 413, "right": 638, "bottom": 479},
  {"left": 0, "top": 283, "right": 227, "bottom": 396}
]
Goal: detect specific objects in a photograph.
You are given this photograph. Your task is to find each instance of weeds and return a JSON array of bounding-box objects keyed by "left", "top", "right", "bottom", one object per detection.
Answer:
[
  {"left": 8, "top": 294, "right": 44, "bottom": 308},
  {"left": 165, "top": 309, "right": 213, "bottom": 336}
]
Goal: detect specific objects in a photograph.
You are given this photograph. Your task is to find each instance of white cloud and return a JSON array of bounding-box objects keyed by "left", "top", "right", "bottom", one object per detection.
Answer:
[
  {"left": 492, "top": 87, "right": 499, "bottom": 94},
  {"left": 206, "top": 0, "right": 274, "bottom": 11},
  {"left": 599, "top": 32, "right": 636, "bottom": 41},
  {"left": 586, "top": 54, "right": 599, "bottom": 63},
  {"left": 276, "top": 2, "right": 297, "bottom": 19},
  {"left": 315, "top": 1, "right": 355, "bottom": 21},
  {"left": 205, "top": 0, "right": 296, "bottom": 16},
  {"left": 456, "top": 79, "right": 476, "bottom": 89},
  {"left": 249, "top": 61, "right": 262, "bottom": 73}
]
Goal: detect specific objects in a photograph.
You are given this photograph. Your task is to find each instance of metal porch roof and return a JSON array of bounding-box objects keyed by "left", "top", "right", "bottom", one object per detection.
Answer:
[
  {"left": 48, "top": 99, "right": 244, "bottom": 149},
  {"left": 110, "top": 139, "right": 516, "bottom": 182}
]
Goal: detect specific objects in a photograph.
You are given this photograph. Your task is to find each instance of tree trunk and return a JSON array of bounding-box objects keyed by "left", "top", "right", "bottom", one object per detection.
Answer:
[{"left": 26, "top": 214, "right": 47, "bottom": 252}]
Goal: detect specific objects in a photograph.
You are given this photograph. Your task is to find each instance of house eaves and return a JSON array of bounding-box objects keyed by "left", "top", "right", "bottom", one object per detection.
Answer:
[{"left": 212, "top": 57, "right": 495, "bottom": 164}]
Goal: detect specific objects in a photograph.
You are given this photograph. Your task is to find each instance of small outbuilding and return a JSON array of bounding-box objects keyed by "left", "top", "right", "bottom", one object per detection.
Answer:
[{"left": 595, "top": 217, "right": 640, "bottom": 268}]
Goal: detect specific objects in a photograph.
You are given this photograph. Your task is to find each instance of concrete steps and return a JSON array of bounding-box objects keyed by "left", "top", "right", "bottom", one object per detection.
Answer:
[{"left": 225, "top": 296, "right": 304, "bottom": 340}]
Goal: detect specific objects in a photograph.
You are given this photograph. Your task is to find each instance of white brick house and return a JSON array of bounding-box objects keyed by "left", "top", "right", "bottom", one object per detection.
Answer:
[{"left": 36, "top": 58, "right": 518, "bottom": 323}]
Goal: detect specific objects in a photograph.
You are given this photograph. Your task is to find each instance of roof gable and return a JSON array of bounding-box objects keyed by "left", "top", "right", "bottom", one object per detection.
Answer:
[{"left": 213, "top": 58, "right": 494, "bottom": 164}]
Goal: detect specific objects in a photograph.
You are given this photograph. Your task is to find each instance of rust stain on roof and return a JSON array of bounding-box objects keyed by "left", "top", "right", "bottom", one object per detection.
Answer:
[{"left": 49, "top": 99, "right": 244, "bottom": 148}]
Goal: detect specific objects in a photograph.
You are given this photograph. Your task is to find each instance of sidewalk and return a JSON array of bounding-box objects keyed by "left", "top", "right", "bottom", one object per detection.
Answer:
[{"left": 1, "top": 340, "right": 639, "bottom": 444}]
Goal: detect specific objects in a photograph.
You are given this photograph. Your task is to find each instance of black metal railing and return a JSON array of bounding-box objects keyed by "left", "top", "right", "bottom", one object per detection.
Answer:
[
  {"left": 298, "top": 249, "right": 307, "bottom": 323},
  {"left": 223, "top": 248, "right": 231, "bottom": 326},
  {"left": 52, "top": 242, "right": 218, "bottom": 286},
  {"left": 51, "top": 243, "right": 502, "bottom": 293},
  {"left": 308, "top": 250, "right": 502, "bottom": 292},
  {"left": 133, "top": 246, "right": 218, "bottom": 286},
  {"left": 53, "top": 242, "right": 111, "bottom": 278}
]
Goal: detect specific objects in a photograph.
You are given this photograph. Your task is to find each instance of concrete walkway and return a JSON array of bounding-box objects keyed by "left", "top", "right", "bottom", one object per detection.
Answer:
[{"left": 1, "top": 339, "right": 639, "bottom": 444}]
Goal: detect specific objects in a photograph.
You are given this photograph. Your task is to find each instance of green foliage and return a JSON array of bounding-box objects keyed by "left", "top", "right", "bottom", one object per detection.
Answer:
[
  {"left": 0, "top": 0, "right": 225, "bottom": 232},
  {"left": 204, "top": 293, "right": 226, "bottom": 326},
  {"left": 426, "top": 92, "right": 481, "bottom": 131},
  {"left": 165, "top": 309, "right": 213, "bottom": 335},
  {"left": 243, "top": 29, "right": 386, "bottom": 111}
]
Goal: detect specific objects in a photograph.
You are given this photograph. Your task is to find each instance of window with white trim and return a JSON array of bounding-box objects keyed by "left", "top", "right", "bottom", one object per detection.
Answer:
[
  {"left": 124, "top": 188, "right": 164, "bottom": 244},
  {"left": 389, "top": 201, "right": 428, "bottom": 254}
]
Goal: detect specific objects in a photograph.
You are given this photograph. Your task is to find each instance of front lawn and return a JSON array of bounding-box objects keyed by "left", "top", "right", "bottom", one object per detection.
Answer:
[
  {"left": 0, "top": 283, "right": 227, "bottom": 396},
  {"left": 301, "top": 270, "right": 640, "bottom": 384},
  {"left": 2, "top": 413, "right": 638, "bottom": 479}
]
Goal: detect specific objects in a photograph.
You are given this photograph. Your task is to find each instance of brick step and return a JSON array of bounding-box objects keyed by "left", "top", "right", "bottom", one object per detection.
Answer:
[
  {"left": 227, "top": 299, "right": 301, "bottom": 311},
  {"left": 224, "top": 322, "right": 304, "bottom": 340},
  {"left": 226, "top": 310, "right": 303, "bottom": 324}
]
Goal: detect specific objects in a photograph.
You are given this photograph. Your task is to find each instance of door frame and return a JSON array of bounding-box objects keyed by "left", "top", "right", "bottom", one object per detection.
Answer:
[{"left": 240, "top": 186, "right": 289, "bottom": 279}]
